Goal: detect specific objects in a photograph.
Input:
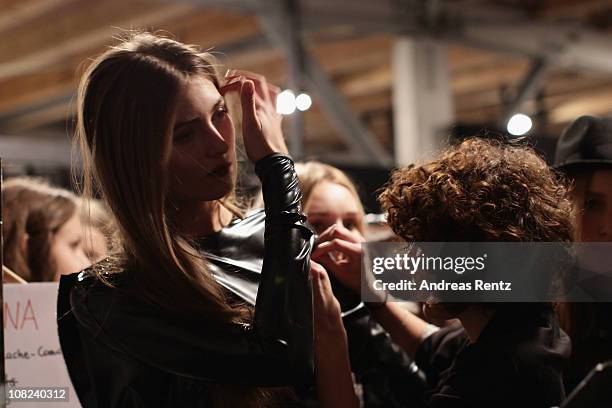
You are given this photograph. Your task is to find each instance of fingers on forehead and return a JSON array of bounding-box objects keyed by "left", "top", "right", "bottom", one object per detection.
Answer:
[
  {"left": 219, "top": 81, "right": 244, "bottom": 95},
  {"left": 227, "top": 69, "right": 266, "bottom": 81}
]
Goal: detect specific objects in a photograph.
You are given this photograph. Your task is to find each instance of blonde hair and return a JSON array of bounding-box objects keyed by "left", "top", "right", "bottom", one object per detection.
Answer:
[
  {"left": 78, "top": 198, "right": 115, "bottom": 260},
  {"left": 83, "top": 199, "right": 112, "bottom": 235},
  {"left": 294, "top": 161, "right": 365, "bottom": 234}
]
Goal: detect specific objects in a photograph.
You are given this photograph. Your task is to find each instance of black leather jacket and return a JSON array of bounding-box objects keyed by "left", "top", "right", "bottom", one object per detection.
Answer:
[
  {"left": 195, "top": 213, "right": 428, "bottom": 407},
  {"left": 57, "top": 154, "right": 315, "bottom": 407},
  {"left": 58, "top": 154, "right": 427, "bottom": 407}
]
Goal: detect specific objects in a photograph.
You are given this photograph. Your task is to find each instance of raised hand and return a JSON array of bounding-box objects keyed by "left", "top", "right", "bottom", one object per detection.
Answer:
[
  {"left": 310, "top": 261, "right": 359, "bottom": 408},
  {"left": 311, "top": 261, "right": 344, "bottom": 336},
  {"left": 311, "top": 224, "right": 365, "bottom": 293},
  {"left": 220, "top": 70, "right": 288, "bottom": 163}
]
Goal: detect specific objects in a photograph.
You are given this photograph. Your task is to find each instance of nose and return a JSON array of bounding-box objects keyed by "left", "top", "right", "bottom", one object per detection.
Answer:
[{"left": 201, "top": 123, "right": 229, "bottom": 157}]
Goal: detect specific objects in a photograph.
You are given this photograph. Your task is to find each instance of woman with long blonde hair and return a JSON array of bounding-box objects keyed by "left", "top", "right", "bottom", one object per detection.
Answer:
[{"left": 57, "top": 32, "right": 314, "bottom": 407}]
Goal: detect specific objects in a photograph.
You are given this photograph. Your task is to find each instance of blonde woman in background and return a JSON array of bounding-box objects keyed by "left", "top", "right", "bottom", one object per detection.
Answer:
[{"left": 295, "top": 161, "right": 365, "bottom": 236}]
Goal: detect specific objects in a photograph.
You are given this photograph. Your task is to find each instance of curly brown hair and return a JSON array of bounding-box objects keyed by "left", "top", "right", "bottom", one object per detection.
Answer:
[{"left": 379, "top": 138, "right": 575, "bottom": 242}]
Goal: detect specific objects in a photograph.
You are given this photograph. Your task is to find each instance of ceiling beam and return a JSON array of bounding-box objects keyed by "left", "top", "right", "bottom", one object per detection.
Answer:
[
  {"left": 184, "top": 0, "right": 612, "bottom": 74},
  {"left": 0, "top": 0, "right": 77, "bottom": 32},
  {"left": 0, "top": 1, "right": 195, "bottom": 80},
  {"left": 499, "top": 57, "right": 552, "bottom": 124},
  {"left": 257, "top": 0, "right": 393, "bottom": 167}
]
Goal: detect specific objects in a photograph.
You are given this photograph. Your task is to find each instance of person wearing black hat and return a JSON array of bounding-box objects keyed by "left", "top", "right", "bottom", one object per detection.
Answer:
[{"left": 554, "top": 115, "right": 612, "bottom": 394}]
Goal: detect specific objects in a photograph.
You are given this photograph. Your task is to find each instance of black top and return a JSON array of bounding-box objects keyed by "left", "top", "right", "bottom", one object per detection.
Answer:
[
  {"left": 57, "top": 154, "right": 315, "bottom": 407},
  {"left": 58, "top": 153, "right": 426, "bottom": 407},
  {"left": 415, "top": 304, "right": 571, "bottom": 408},
  {"left": 193, "top": 200, "right": 429, "bottom": 407}
]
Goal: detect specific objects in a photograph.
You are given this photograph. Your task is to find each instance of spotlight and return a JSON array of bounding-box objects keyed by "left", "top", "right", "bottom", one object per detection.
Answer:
[
  {"left": 295, "top": 93, "right": 312, "bottom": 111},
  {"left": 276, "top": 90, "right": 296, "bottom": 115},
  {"left": 507, "top": 113, "right": 532, "bottom": 136}
]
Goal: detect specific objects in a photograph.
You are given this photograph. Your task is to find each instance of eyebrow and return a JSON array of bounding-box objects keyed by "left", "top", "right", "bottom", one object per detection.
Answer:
[{"left": 173, "top": 97, "right": 225, "bottom": 131}]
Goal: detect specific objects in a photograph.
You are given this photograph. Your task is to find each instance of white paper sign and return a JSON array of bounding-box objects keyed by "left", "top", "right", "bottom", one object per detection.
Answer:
[{"left": 4, "top": 283, "right": 80, "bottom": 407}]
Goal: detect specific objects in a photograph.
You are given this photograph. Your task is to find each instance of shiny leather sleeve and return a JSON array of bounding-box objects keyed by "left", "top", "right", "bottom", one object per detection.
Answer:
[
  {"left": 253, "top": 153, "right": 315, "bottom": 378},
  {"left": 65, "top": 154, "right": 314, "bottom": 387}
]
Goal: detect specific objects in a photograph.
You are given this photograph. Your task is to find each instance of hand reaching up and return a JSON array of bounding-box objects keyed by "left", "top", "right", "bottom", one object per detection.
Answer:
[
  {"left": 220, "top": 70, "right": 288, "bottom": 163},
  {"left": 310, "top": 261, "right": 359, "bottom": 408},
  {"left": 311, "top": 224, "right": 365, "bottom": 294}
]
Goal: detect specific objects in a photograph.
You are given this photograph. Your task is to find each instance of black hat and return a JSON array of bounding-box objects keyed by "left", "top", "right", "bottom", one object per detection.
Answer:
[{"left": 554, "top": 115, "right": 612, "bottom": 171}]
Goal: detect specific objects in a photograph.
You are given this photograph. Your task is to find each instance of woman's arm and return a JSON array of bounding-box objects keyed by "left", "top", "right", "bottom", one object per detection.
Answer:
[
  {"left": 224, "top": 70, "right": 315, "bottom": 379},
  {"left": 225, "top": 70, "right": 316, "bottom": 378},
  {"left": 252, "top": 152, "right": 315, "bottom": 380},
  {"left": 311, "top": 262, "right": 360, "bottom": 408}
]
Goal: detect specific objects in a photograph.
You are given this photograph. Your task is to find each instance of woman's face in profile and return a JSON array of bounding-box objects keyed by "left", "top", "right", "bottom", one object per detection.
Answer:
[
  {"left": 580, "top": 168, "right": 612, "bottom": 242},
  {"left": 304, "top": 180, "right": 363, "bottom": 236},
  {"left": 167, "top": 76, "right": 236, "bottom": 203}
]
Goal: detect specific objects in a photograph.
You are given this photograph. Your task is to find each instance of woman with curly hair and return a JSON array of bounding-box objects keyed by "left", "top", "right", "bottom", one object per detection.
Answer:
[{"left": 310, "top": 138, "right": 573, "bottom": 408}]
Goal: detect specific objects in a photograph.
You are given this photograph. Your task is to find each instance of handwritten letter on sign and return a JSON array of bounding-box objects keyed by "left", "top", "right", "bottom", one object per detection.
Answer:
[{"left": 4, "top": 283, "right": 80, "bottom": 407}]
